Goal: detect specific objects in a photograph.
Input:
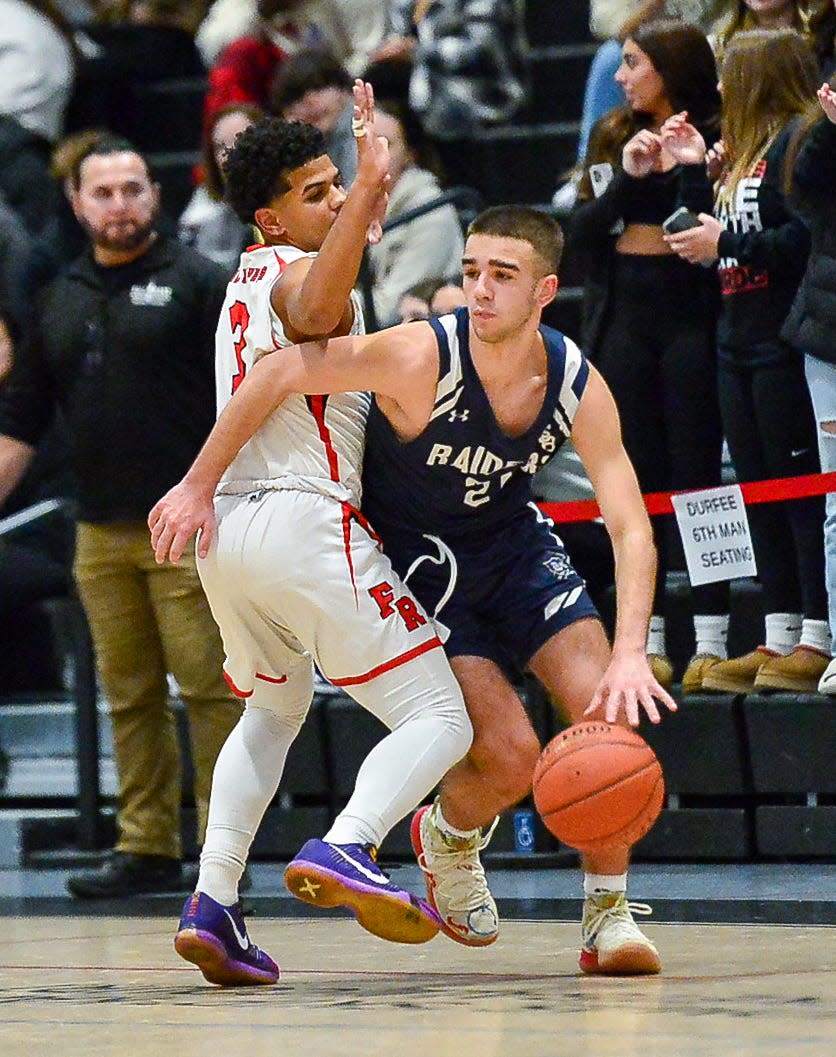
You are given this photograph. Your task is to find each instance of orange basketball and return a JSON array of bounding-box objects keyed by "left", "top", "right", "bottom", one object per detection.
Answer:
[{"left": 533, "top": 721, "right": 665, "bottom": 853}]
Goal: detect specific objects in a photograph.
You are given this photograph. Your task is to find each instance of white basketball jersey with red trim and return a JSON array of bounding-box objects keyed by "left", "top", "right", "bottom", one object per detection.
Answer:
[{"left": 215, "top": 243, "right": 369, "bottom": 505}]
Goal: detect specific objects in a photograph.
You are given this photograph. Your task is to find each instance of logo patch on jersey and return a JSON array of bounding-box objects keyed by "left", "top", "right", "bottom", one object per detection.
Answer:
[
  {"left": 544, "top": 584, "right": 584, "bottom": 620},
  {"left": 129, "top": 280, "right": 172, "bottom": 307},
  {"left": 448, "top": 409, "right": 470, "bottom": 423},
  {"left": 543, "top": 552, "right": 574, "bottom": 581}
]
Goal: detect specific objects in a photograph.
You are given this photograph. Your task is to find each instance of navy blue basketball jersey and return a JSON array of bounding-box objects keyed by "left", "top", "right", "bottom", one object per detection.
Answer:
[{"left": 362, "top": 307, "right": 590, "bottom": 541}]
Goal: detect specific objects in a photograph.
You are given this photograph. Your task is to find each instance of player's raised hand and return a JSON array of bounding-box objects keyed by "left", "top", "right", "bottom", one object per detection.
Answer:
[
  {"left": 818, "top": 82, "right": 836, "bottom": 123},
  {"left": 584, "top": 650, "right": 678, "bottom": 727},
  {"left": 148, "top": 479, "right": 217, "bottom": 565},
  {"left": 352, "top": 78, "right": 390, "bottom": 244}
]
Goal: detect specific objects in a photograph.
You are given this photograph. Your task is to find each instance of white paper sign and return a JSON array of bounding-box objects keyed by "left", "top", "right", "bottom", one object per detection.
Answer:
[{"left": 671, "top": 484, "right": 757, "bottom": 586}]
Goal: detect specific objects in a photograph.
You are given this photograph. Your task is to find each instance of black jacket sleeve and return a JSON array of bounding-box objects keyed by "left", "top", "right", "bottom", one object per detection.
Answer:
[
  {"left": 792, "top": 114, "right": 836, "bottom": 198},
  {"left": 717, "top": 135, "right": 811, "bottom": 281},
  {"left": 0, "top": 307, "right": 56, "bottom": 448}
]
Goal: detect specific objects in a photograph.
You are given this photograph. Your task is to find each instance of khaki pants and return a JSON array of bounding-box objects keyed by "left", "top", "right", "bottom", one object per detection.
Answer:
[{"left": 74, "top": 522, "right": 242, "bottom": 859}]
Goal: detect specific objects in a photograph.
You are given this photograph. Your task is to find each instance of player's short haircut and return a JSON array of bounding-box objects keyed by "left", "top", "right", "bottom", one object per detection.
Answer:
[
  {"left": 467, "top": 206, "right": 564, "bottom": 275},
  {"left": 70, "top": 135, "right": 151, "bottom": 190},
  {"left": 222, "top": 118, "right": 327, "bottom": 224}
]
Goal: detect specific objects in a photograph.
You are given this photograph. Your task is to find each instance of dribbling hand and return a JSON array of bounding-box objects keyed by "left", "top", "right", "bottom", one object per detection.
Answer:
[{"left": 584, "top": 651, "right": 678, "bottom": 727}]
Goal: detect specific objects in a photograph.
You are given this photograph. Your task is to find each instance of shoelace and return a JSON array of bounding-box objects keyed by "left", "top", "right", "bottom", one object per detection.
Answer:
[
  {"left": 417, "top": 816, "right": 499, "bottom": 912},
  {"left": 583, "top": 898, "right": 654, "bottom": 945}
]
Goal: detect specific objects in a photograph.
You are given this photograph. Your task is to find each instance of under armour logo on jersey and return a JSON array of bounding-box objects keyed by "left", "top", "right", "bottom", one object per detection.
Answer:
[
  {"left": 544, "top": 585, "right": 584, "bottom": 621},
  {"left": 448, "top": 409, "right": 470, "bottom": 423}
]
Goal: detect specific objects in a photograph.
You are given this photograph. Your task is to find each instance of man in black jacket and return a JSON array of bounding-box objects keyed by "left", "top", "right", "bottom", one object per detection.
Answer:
[{"left": 0, "top": 136, "right": 243, "bottom": 897}]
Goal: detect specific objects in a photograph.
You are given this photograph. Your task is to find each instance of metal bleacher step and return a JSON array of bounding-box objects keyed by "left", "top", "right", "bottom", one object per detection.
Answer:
[{"left": 0, "top": 696, "right": 113, "bottom": 760}]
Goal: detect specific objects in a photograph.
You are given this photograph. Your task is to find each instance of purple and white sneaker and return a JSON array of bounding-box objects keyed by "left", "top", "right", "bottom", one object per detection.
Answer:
[
  {"left": 174, "top": 892, "right": 280, "bottom": 985},
  {"left": 284, "top": 839, "right": 442, "bottom": 944}
]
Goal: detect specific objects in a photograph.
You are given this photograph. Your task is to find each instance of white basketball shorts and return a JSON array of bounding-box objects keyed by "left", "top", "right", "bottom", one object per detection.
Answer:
[{"left": 197, "top": 488, "right": 444, "bottom": 697}]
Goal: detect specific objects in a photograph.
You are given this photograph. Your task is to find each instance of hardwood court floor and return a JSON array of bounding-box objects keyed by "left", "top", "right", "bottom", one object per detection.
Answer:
[{"left": 1, "top": 916, "right": 832, "bottom": 1057}]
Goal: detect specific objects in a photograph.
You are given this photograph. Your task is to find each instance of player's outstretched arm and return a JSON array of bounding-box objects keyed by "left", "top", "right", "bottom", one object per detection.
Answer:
[
  {"left": 571, "top": 368, "right": 678, "bottom": 726},
  {"left": 148, "top": 324, "right": 436, "bottom": 564}
]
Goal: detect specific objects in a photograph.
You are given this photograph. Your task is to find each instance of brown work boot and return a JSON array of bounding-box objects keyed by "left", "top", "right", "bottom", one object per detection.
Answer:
[
  {"left": 681, "top": 654, "right": 723, "bottom": 695},
  {"left": 753, "top": 646, "right": 829, "bottom": 694},
  {"left": 648, "top": 654, "right": 674, "bottom": 689},
  {"left": 701, "top": 647, "right": 777, "bottom": 694}
]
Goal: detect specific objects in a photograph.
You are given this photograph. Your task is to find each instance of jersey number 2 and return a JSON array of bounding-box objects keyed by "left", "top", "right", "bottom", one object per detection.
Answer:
[{"left": 229, "top": 300, "right": 251, "bottom": 394}]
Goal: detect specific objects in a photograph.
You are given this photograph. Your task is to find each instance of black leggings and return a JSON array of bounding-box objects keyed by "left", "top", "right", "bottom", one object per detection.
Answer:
[
  {"left": 718, "top": 356, "right": 826, "bottom": 620},
  {"left": 593, "top": 254, "right": 727, "bottom": 617}
]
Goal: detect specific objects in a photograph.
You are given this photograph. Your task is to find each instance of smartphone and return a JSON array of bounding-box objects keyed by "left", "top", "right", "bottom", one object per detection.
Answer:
[
  {"left": 589, "top": 162, "right": 614, "bottom": 199},
  {"left": 662, "top": 206, "right": 702, "bottom": 234}
]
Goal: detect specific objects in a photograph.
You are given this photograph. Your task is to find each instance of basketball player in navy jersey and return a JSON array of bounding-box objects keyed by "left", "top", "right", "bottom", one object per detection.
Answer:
[
  {"left": 151, "top": 85, "right": 475, "bottom": 987},
  {"left": 151, "top": 205, "right": 678, "bottom": 976}
]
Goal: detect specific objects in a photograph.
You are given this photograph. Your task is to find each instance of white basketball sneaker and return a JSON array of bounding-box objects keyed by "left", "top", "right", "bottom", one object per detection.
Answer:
[
  {"left": 580, "top": 892, "right": 662, "bottom": 975},
  {"left": 818, "top": 656, "right": 836, "bottom": 695},
  {"left": 410, "top": 800, "right": 499, "bottom": 946}
]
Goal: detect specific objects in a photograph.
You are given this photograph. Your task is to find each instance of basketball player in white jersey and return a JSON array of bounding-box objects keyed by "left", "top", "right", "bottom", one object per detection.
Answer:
[{"left": 157, "top": 86, "right": 472, "bottom": 986}]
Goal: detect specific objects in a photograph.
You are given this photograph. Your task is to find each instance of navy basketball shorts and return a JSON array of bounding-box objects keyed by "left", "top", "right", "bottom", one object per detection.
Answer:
[{"left": 387, "top": 503, "right": 600, "bottom": 675}]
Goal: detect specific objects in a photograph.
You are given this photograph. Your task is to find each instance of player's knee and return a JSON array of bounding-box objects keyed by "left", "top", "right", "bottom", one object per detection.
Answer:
[
  {"left": 244, "top": 662, "right": 314, "bottom": 729},
  {"left": 470, "top": 722, "right": 540, "bottom": 801}
]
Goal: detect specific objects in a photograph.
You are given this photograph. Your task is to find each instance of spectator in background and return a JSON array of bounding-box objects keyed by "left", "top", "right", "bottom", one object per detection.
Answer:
[
  {"left": 202, "top": 0, "right": 353, "bottom": 123},
  {"left": 366, "top": 98, "right": 464, "bottom": 328},
  {"left": 395, "top": 275, "right": 465, "bottom": 324},
  {"left": 553, "top": 1, "right": 717, "bottom": 213},
  {"left": 780, "top": 75, "right": 836, "bottom": 693},
  {"left": 709, "top": 0, "right": 830, "bottom": 63},
  {"left": 381, "top": 0, "right": 528, "bottom": 140},
  {"left": 270, "top": 48, "right": 357, "bottom": 187},
  {"left": 429, "top": 278, "right": 465, "bottom": 315},
  {"left": 195, "top": 0, "right": 383, "bottom": 74},
  {"left": 0, "top": 305, "right": 74, "bottom": 697},
  {"left": 0, "top": 1, "right": 76, "bottom": 144},
  {"left": 663, "top": 28, "right": 828, "bottom": 695},
  {"left": 0, "top": 136, "right": 243, "bottom": 897},
  {"left": 179, "top": 102, "right": 262, "bottom": 272},
  {"left": 65, "top": 0, "right": 205, "bottom": 144},
  {"left": 568, "top": 20, "right": 728, "bottom": 693},
  {"left": 809, "top": 0, "right": 836, "bottom": 71},
  {"left": 0, "top": 1, "right": 76, "bottom": 239}
]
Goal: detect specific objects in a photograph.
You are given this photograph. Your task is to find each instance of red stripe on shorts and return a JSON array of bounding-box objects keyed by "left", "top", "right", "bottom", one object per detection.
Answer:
[
  {"left": 223, "top": 670, "right": 253, "bottom": 698},
  {"left": 330, "top": 635, "right": 444, "bottom": 687},
  {"left": 256, "top": 672, "right": 288, "bottom": 684}
]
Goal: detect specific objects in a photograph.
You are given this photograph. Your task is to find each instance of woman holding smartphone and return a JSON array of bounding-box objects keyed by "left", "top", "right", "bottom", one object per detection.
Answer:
[
  {"left": 663, "top": 28, "right": 828, "bottom": 694},
  {"left": 568, "top": 19, "right": 728, "bottom": 694}
]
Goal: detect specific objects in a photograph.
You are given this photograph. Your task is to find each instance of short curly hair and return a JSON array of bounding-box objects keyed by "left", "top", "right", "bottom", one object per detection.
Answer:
[{"left": 222, "top": 118, "right": 327, "bottom": 225}]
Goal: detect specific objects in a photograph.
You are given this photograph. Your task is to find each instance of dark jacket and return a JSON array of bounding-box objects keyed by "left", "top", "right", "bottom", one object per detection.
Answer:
[
  {"left": 781, "top": 115, "right": 836, "bottom": 366},
  {"left": 714, "top": 124, "right": 811, "bottom": 365},
  {"left": 0, "top": 236, "right": 228, "bottom": 523}
]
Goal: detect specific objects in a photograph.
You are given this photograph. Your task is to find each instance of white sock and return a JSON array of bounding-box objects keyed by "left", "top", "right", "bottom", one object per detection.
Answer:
[
  {"left": 764, "top": 613, "right": 802, "bottom": 655},
  {"left": 584, "top": 873, "right": 627, "bottom": 897},
  {"left": 323, "top": 649, "right": 471, "bottom": 847},
  {"left": 198, "top": 702, "right": 305, "bottom": 906},
  {"left": 434, "top": 799, "right": 481, "bottom": 842},
  {"left": 693, "top": 614, "right": 729, "bottom": 659},
  {"left": 646, "top": 615, "right": 665, "bottom": 656},
  {"left": 799, "top": 618, "right": 831, "bottom": 654}
]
